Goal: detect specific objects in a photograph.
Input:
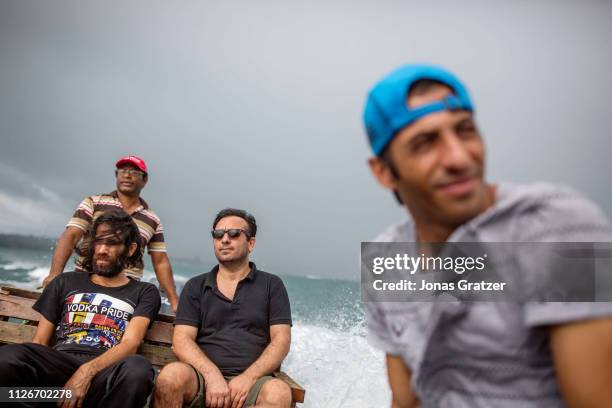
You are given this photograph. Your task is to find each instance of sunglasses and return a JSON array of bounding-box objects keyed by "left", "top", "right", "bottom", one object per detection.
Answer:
[{"left": 211, "top": 229, "right": 250, "bottom": 240}]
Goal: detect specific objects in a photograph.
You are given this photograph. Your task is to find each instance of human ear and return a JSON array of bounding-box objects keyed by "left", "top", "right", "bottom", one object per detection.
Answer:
[
  {"left": 127, "top": 242, "right": 138, "bottom": 257},
  {"left": 248, "top": 237, "right": 256, "bottom": 253},
  {"left": 367, "top": 156, "right": 397, "bottom": 192}
]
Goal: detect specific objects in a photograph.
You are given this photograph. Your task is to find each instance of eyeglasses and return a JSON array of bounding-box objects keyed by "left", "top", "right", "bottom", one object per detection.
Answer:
[
  {"left": 211, "top": 229, "right": 250, "bottom": 240},
  {"left": 116, "top": 168, "right": 144, "bottom": 177}
]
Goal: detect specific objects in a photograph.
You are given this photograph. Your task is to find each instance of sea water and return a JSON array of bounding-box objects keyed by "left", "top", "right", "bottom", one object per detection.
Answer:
[{"left": 0, "top": 245, "right": 390, "bottom": 407}]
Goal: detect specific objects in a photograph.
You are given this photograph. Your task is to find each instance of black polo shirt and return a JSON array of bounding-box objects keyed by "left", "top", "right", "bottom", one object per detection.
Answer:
[{"left": 174, "top": 263, "right": 292, "bottom": 376}]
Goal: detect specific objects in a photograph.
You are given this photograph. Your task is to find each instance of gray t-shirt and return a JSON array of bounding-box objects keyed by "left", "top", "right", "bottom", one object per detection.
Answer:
[{"left": 365, "top": 183, "right": 612, "bottom": 407}]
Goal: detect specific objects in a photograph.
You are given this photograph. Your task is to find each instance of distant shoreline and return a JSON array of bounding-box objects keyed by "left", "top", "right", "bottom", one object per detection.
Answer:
[
  {"left": 0, "top": 233, "right": 217, "bottom": 271},
  {"left": 0, "top": 234, "right": 55, "bottom": 251}
]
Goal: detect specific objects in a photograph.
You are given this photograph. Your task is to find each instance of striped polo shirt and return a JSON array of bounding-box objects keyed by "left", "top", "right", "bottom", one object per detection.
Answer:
[{"left": 67, "top": 191, "right": 167, "bottom": 280}]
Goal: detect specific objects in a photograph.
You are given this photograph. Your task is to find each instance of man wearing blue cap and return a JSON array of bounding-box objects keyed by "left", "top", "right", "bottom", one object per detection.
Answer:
[{"left": 363, "top": 64, "right": 612, "bottom": 407}]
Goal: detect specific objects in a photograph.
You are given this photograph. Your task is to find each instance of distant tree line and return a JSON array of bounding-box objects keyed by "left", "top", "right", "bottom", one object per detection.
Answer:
[{"left": 0, "top": 234, "right": 55, "bottom": 250}]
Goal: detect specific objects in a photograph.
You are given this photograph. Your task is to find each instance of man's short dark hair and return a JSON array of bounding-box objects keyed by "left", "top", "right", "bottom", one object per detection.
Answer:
[
  {"left": 212, "top": 208, "right": 257, "bottom": 238},
  {"left": 407, "top": 78, "right": 454, "bottom": 98},
  {"left": 77, "top": 210, "right": 142, "bottom": 271}
]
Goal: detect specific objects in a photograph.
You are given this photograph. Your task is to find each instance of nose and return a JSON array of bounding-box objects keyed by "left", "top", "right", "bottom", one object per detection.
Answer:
[
  {"left": 96, "top": 242, "right": 111, "bottom": 255},
  {"left": 439, "top": 131, "right": 472, "bottom": 172},
  {"left": 220, "top": 232, "right": 231, "bottom": 244}
]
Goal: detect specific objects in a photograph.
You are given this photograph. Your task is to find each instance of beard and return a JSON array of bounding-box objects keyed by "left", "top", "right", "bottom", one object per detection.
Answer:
[
  {"left": 218, "top": 256, "right": 248, "bottom": 269},
  {"left": 92, "top": 250, "right": 129, "bottom": 278},
  {"left": 215, "top": 246, "right": 249, "bottom": 268},
  {"left": 217, "top": 253, "right": 249, "bottom": 267}
]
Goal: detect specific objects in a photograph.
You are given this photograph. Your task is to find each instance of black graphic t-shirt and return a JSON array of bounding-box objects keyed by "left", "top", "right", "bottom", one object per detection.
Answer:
[{"left": 33, "top": 271, "right": 161, "bottom": 356}]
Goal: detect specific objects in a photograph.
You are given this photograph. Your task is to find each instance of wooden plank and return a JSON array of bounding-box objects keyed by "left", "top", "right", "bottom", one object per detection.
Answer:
[
  {"left": 0, "top": 294, "right": 40, "bottom": 321},
  {"left": 156, "top": 313, "right": 175, "bottom": 323},
  {"left": 0, "top": 320, "right": 36, "bottom": 344},
  {"left": 0, "top": 286, "right": 41, "bottom": 300},
  {"left": 144, "top": 320, "right": 173, "bottom": 344},
  {"left": 274, "top": 371, "right": 306, "bottom": 403},
  {"left": 139, "top": 343, "right": 177, "bottom": 367}
]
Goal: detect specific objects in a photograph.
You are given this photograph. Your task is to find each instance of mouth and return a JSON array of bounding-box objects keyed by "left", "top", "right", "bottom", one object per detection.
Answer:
[
  {"left": 436, "top": 177, "right": 478, "bottom": 198},
  {"left": 120, "top": 182, "right": 134, "bottom": 187},
  {"left": 95, "top": 259, "right": 110, "bottom": 267}
]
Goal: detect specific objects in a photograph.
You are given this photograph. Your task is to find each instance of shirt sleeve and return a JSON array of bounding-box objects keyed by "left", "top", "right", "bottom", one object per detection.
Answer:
[
  {"left": 525, "top": 302, "right": 612, "bottom": 327},
  {"left": 132, "top": 283, "right": 161, "bottom": 322},
  {"left": 147, "top": 220, "right": 167, "bottom": 253},
  {"left": 66, "top": 197, "right": 94, "bottom": 232},
  {"left": 268, "top": 277, "right": 292, "bottom": 326},
  {"left": 363, "top": 300, "right": 402, "bottom": 356},
  {"left": 173, "top": 277, "right": 202, "bottom": 327},
  {"left": 32, "top": 276, "right": 64, "bottom": 325},
  {"left": 519, "top": 186, "right": 612, "bottom": 327}
]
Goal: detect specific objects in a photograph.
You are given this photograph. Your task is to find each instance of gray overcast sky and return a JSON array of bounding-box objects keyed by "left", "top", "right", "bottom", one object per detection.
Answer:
[{"left": 1, "top": 0, "right": 611, "bottom": 280}]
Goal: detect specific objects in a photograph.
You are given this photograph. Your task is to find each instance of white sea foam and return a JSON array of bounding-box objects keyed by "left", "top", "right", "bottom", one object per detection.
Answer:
[
  {"left": 0, "top": 278, "right": 35, "bottom": 289},
  {"left": 284, "top": 323, "right": 390, "bottom": 408},
  {"left": 28, "top": 266, "right": 50, "bottom": 283},
  {"left": 0, "top": 258, "right": 49, "bottom": 288},
  {"left": 2, "top": 260, "right": 40, "bottom": 271},
  {"left": 141, "top": 269, "right": 190, "bottom": 284},
  {"left": 1, "top": 265, "right": 191, "bottom": 290}
]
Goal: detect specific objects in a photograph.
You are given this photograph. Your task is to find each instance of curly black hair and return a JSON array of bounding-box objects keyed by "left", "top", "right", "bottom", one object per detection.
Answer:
[{"left": 77, "top": 210, "right": 142, "bottom": 272}]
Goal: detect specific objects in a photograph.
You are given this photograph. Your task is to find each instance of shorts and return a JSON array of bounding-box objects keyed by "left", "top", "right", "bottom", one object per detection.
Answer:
[{"left": 185, "top": 366, "right": 274, "bottom": 408}]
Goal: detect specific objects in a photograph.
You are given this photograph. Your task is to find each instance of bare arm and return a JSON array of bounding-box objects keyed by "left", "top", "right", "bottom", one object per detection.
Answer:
[
  {"left": 149, "top": 252, "right": 179, "bottom": 313},
  {"left": 81, "top": 315, "right": 150, "bottom": 374},
  {"left": 386, "top": 354, "right": 421, "bottom": 408},
  {"left": 172, "top": 324, "right": 230, "bottom": 408},
  {"left": 550, "top": 317, "right": 612, "bottom": 408},
  {"left": 31, "top": 316, "right": 57, "bottom": 346},
  {"left": 172, "top": 324, "right": 224, "bottom": 377},
  {"left": 227, "top": 324, "right": 291, "bottom": 408},
  {"left": 61, "top": 316, "right": 151, "bottom": 407},
  {"left": 243, "top": 324, "right": 291, "bottom": 379},
  {"left": 43, "top": 227, "right": 84, "bottom": 287}
]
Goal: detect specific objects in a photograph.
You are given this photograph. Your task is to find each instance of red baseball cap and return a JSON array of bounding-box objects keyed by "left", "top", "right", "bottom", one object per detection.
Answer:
[{"left": 115, "top": 155, "right": 148, "bottom": 174}]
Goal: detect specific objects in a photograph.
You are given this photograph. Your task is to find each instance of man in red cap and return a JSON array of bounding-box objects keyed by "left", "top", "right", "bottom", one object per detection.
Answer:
[{"left": 42, "top": 155, "right": 179, "bottom": 312}]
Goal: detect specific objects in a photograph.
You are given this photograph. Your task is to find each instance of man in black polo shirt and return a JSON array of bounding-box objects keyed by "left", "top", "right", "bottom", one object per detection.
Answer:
[{"left": 153, "top": 208, "right": 292, "bottom": 408}]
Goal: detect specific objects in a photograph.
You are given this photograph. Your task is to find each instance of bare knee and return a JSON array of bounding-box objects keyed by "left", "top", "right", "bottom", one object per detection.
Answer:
[
  {"left": 257, "top": 379, "right": 292, "bottom": 408},
  {"left": 155, "top": 362, "right": 198, "bottom": 400}
]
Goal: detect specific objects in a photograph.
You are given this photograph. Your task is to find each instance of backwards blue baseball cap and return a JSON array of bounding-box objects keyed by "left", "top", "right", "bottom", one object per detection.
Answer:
[{"left": 363, "top": 64, "right": 474, "bottom": 156}]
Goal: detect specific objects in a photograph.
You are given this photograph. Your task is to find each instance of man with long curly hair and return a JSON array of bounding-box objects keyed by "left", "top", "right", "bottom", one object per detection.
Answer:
[{"left": 0, "top": 210, "right": 161, "bottom": 408}]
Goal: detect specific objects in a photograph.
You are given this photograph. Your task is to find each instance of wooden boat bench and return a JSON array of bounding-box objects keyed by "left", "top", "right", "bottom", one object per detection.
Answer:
[{"left": 0, "top": 286, "right": 305, "bottom": 407}]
